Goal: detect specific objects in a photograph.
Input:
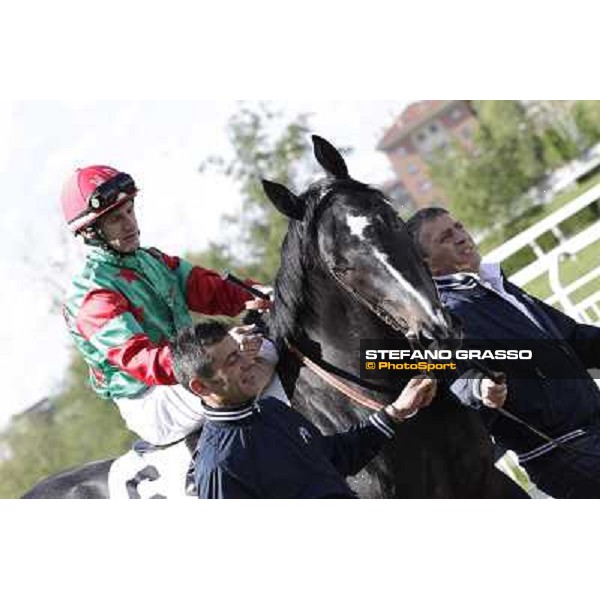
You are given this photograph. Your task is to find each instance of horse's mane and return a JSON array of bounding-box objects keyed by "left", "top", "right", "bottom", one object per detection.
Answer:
[
  {"left": 269, "top": 181, "right": 324, "bottom": 344},
  {"left": 269, "top": 177, "right": 372, "bottom": 345}
]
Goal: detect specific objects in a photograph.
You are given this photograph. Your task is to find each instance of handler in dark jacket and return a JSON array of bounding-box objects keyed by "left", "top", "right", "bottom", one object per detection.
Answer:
[
  {"left": 407, "top": 207, "right": 600, "bottom": 498},
  {"left": 170, "top": 321, "right": 436, "bottom": 499}
]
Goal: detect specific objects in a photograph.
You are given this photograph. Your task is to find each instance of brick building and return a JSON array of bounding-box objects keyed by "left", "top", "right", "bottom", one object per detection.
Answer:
[{"left": 377, "top": 100, "right": 478, "bottom": 210}]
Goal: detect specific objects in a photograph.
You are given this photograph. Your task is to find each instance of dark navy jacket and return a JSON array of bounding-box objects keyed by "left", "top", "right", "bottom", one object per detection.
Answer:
[
  {"left": 437, "top": 273, "right": 600, "bottom": 457},
  {"left": 194, "top": 396, "right": 398, "bottom": 499}
]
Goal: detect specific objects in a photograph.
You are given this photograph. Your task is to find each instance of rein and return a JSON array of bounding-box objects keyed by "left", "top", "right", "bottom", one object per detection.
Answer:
[
  {"left": 287, "top": 342, "right": 399, "bottom": 395},
  {"left": 469, "top": 358, "right": 600, "bottom": 461},
  {"left": 329, "top": 262, "right": 409, "bottom": 333},
  {"left": 286, "top": 341, "right": 385, "bottom": 412}
]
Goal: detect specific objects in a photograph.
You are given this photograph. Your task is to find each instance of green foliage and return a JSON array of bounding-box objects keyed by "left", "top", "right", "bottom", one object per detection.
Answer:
[
  {"left": 572, "top": 101, "right": 600, "bottom": 148},
  {"left": 475, "top": 100, "right": 547, "bottom": 181},
  {"left": 189, "top": 239, "right": 244, "bottom": 276},
  {"left": 430, "top": 100, "right": 591, "bottom": 229},
  {"left": 540, "top": 126, "right": 580, "bottom": 166},
  {"left": 428, "top": 101, "right": 551, "bottom": 229},
  {"left": 0, "top": 351, "right": 134, "bottom": 498},
  {"left": 197, "top": 103, "right": 322, "bottom": 282}
]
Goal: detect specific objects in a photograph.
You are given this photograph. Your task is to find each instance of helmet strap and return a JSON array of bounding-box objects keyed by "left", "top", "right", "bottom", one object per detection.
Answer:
[
  {"left": 80, "top": 225, "right": 133, "bottom": 256},
  {"left": 77, "top": 197, "right": 138, "bottom": 256}
]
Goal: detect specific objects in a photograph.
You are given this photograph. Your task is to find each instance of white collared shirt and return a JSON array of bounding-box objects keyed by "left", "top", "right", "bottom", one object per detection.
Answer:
[
  {"left": 477, "top": 262, "right": 545, "bottom": 330},
  {"left": 257, "top": 374, "right": 291, "bottom": 406},
  {"left": 256, "top": 339, "right": 291, "bottom": 406}
]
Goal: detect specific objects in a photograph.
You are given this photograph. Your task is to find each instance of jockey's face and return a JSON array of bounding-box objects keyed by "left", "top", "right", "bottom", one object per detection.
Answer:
[
  {"left": 199, "top": 333, "right": 274, "bottom": 407},
  {"left": 98, "top": 199, "right": 140, "bottom": 253},
  {"left": 417, "top": 213, "right": 481, "bottom": 276}
]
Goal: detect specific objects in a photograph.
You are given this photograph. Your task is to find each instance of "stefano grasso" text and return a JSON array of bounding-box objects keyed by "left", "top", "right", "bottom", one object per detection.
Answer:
[{"left": 364, "top": 349, "right": 533, "bottom": 360}]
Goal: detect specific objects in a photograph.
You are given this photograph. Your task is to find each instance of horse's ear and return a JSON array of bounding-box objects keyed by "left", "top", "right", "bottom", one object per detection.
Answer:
[
  {"left": 312, "top": 135, "right": 349, "bottom": 179},
  {"left": 262, "top": 179, "right": 305, "bottom": 220}
]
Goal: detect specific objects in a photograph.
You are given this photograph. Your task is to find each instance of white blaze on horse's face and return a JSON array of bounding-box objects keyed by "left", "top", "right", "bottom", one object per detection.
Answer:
[
  {"left": 370, "top": 247, "right": 447, "bottom": 331},
  {"left": 346, "top": 215, "right": 370, "bottom": 240},
  {"left": 345, "top": 215, "right": 436, "bottom": 319},
  {"left": 337, "top": 209, "right": 450, "bottom": 338}
]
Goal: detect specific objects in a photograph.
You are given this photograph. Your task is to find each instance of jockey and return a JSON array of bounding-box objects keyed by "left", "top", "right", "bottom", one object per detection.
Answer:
[{"left": 60, "top": 165, "right": 270, "bottom": 446}]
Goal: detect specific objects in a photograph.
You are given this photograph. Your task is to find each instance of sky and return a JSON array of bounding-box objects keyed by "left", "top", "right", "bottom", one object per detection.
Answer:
[{"left": 0, "top": 99, "right": 409, "bottom": 428}]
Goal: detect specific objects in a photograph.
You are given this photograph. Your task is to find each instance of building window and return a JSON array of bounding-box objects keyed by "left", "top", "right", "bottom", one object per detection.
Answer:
[
  {"left": 407, "top": 163, "right": 418, "bottom": 175},
  {"left": 429, "top": 123, "right": 439, "bottom": 134},
  {"left": 451, "top": 108, "right": 463, "bottom": 120},
  {"left": 395, "top": 145, "right": 407, "bottom": 157},
  {"left": 416, "top": 131, "right": 426, "bottom": 142}
]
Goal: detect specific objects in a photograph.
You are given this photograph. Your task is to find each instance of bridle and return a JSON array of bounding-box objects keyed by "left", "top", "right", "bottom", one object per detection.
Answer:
[
  {"left": 329, "top": 266, "right": 410, "bottom": 333},
  {"left": 286, "top": 342, "right": 386, "bottom": 412}
]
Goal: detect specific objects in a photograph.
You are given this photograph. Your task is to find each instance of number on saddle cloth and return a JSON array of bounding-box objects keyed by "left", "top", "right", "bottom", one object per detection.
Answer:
[{"left": 108, "top": 437, "right": 197, "bottom": 499}]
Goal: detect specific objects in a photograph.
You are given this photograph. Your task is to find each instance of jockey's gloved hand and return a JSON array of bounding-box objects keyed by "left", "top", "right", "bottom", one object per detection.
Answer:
[
  {"left": 254, "top": 284, "right": 273, "bottom": 297},
  {"left": 242, "top": 309, "right": 269, "bottom": 337},
  {"left": 244, "top": 285, "right": 273, "bottom": 312}
]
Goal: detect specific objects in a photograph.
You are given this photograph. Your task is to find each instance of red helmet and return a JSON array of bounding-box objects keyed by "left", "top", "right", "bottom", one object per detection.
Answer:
[{"left": 61, "top": 165, "right": 138, "bottom": 234}]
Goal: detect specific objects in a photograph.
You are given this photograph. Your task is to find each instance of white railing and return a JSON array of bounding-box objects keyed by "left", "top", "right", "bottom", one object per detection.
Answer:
[
  {"left": 486, "top": 183, "right": 600, "bottom": 496},
  {"left": 483, "top": 183, "right": 600, "bottom": 324}
]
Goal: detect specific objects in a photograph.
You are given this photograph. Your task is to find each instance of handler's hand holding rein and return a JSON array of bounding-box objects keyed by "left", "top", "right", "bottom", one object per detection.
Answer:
[
  {"left": 384, "top": 375, "right": 437, "bottom": 423},
  {"left": 480, "top": 371, "right": 507, "bottom": 409}
]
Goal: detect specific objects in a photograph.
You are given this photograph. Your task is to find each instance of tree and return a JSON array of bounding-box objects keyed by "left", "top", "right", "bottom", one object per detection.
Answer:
[
  {"left": 0, "top": 229, "right": 134, "bottom": 498},
  {"left": 196, "top": 103, "right": 326, "bottom": 282},
  {"left": 0, "top": 352, "right": 134, "bottom": 498},
  {"left": 428, "top": 101, "right": 551, "bottom": 229},
  {"left": 540, "top": 125, "right": 580, "bottom": 167},
  {"left": 474, "top": 100, "right": 547, "bottom": 181},
  {"left": 572, "top": 101, "right": 600, "bottom": 149}
]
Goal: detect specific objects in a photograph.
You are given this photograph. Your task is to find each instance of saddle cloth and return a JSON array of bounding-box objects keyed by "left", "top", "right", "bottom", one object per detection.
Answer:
[{"left": 108, "top": 437, "right": 197, "bottom": 499}]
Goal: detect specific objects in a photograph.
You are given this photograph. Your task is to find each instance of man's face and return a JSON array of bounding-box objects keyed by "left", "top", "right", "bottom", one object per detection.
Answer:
[
  {"left": 98, "top": 199, "right": 140, "bottom": 253},
  {"left": 200, "top": 334, "right": 275, "bottom": 406},
  {"left": 417, "top": 213, "right": 481, "bottom": 276}
]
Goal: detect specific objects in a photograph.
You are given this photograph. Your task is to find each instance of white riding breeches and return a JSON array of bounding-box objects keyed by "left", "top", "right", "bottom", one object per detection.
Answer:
[{"left": 114, "top": 384, "right": 205, "bottom": 446}]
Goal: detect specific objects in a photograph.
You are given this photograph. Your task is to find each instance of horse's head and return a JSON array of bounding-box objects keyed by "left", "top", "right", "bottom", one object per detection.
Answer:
[{"left": 263, "top": 135, "right": 460, "bottom": 350}]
